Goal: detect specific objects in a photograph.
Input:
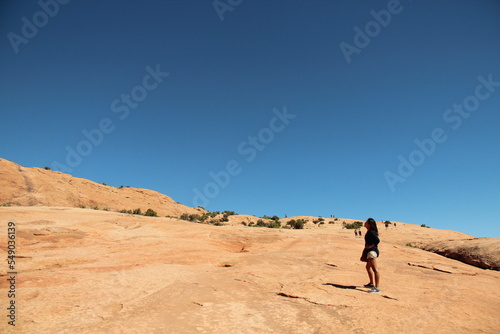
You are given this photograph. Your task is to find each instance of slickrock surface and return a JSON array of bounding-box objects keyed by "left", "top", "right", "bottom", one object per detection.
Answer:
[
  {"left": 416, "top": 238, "right": 500, "bottom": 270},
  {"left": 0, "top": 158, "right": 202, "bottom": 217},
  {"left": 1, "top": 207, "right": 499, "bottom": 334}
]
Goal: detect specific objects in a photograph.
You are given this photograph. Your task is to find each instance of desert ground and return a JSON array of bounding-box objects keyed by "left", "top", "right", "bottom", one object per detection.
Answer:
[
  {"left": 1, "top": 206, "right": 499, "bottom": 334},
  {"left": 1, "top": 158, "right": 499, "bottom": 333}
]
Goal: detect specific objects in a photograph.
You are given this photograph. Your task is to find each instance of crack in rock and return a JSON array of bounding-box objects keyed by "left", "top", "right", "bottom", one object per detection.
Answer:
[
  {"left": 276, "top": 292, "right": 350, "bottom": 308},
  {"left": 407, "top": 262, "right": 477, "bottom": 276}
]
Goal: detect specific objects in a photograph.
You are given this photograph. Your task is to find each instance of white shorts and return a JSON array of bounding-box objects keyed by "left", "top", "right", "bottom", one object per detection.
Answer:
[{"left": 367, "top": 251, "right": 378, "bottom": 260}]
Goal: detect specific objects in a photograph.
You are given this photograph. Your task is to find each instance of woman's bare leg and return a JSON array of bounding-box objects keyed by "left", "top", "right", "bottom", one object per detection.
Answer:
[
  {"left": 366, "top": 262, "right": 374, "bottom": 285},
  {"left": 369, "top": 258, "right": 380, "bottom": 288}
]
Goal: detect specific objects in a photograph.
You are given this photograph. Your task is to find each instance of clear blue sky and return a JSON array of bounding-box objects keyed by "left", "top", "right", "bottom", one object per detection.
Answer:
[{"left": 1, "top": 0, "right": 499, "bottom": 238}]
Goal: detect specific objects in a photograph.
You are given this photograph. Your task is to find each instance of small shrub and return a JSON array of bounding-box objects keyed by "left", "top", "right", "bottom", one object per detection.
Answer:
[
  {"left": 189, "top": 214, "right": 201, "bottom": 222},
  {"left": 145, "top": 209, "right": 158, "bottom": 217},
  {"left": 421, "top": 224, "right": 430, "bottom": 228},
  {"left": 256, "top": 219, "right": 267, "bottom": 227},
  {"left": 287, "top": 219, "right": 306, "bottom": 229},
  {"left": 180, "top": 213, "right": 189, "bottom": 221},
  {"left": 344, "top": 221, "right": 363, "bottom": 230},
  {"left": 313, "top": 217, "right": 325, "bottom": 224},
  {"left": 44, "top": 166, "right": 51, "bottom": 170},
  {"left": 267, "top": 220, "right": 281, "bottom": 229},
  {"left": 133, "top": 208, "right": 142, "bottom": 215}
]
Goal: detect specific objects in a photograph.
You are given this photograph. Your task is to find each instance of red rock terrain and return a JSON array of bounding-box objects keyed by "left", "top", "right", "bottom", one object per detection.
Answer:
[
  {"left": 0, "top": 158, "right": 202, "bottom": 217},
  {"left": 0, "top": 158, "right": 499, "bottom": 333}
]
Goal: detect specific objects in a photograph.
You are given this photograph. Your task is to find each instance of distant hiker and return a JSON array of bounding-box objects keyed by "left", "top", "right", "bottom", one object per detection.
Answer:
[
  {"left": 360, "top": 218, "right": 381, "bottom": 293},
  {"left": 354, "top": 230, "right": 357, "bottom": 237},
  {"left": 394, "top": 223, "right": 397, "bottom": 228}
]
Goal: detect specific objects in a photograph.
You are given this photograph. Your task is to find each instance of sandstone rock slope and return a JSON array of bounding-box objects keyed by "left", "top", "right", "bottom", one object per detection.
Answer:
[
  {"left": 0, "top": 158, "right": 202, "bottom": 217},
  {"left": 0, "top": 207, "right": 499, "bottom": 334}
]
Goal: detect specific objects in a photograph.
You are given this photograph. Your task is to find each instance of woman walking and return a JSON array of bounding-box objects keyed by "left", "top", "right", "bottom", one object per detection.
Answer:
[{"left": 360, "top": 218, "right": 380, "bottom": 293}]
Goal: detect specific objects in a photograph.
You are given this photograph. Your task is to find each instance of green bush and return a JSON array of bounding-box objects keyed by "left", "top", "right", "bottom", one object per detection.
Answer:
[
  {"left": 313, "top": 217, "right": 325, "bottom": 224},
  {"left": 256, "top": 219, "right": 267, "bottom": 227},
  {"left": 267, "top": 220, "right": 281, "bottom": 228},
  {"left": 145, "top": 209, "right": 158, "bottom": 217},
  {"left": 344, "top": 221, "right": 363, "bottom": 229},
  {"left": 188, "top": 214, "right": 200, "bottom": 222},
  {"left": 287, "top": 219, "right": 306, "bottom": 229},
  {"left": 252, "top": 218, "right": 281, "bottom": 228},
  {"left": 133, "top": 208, "right": 142, "bottom": 215}
]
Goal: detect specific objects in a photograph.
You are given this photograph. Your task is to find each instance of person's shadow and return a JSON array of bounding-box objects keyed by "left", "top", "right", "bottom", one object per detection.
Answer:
[{"left": 323, "top": 283, "right": 367, "bottom": 292}]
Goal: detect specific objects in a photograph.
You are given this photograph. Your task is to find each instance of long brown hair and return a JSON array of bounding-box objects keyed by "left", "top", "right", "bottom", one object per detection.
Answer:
[{"left": 366, "top": 218, "right": 379, "bottom": 236}]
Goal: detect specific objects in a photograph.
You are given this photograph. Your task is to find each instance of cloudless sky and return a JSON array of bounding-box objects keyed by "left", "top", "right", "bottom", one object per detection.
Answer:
[{"left": 1, "top": 0, "right": 499, "bottom": 237}]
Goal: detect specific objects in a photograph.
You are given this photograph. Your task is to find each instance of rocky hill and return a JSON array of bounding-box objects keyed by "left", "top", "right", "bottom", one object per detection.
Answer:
[{"left": 0, "top": 158, "right": 202, "bottom": 217}]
